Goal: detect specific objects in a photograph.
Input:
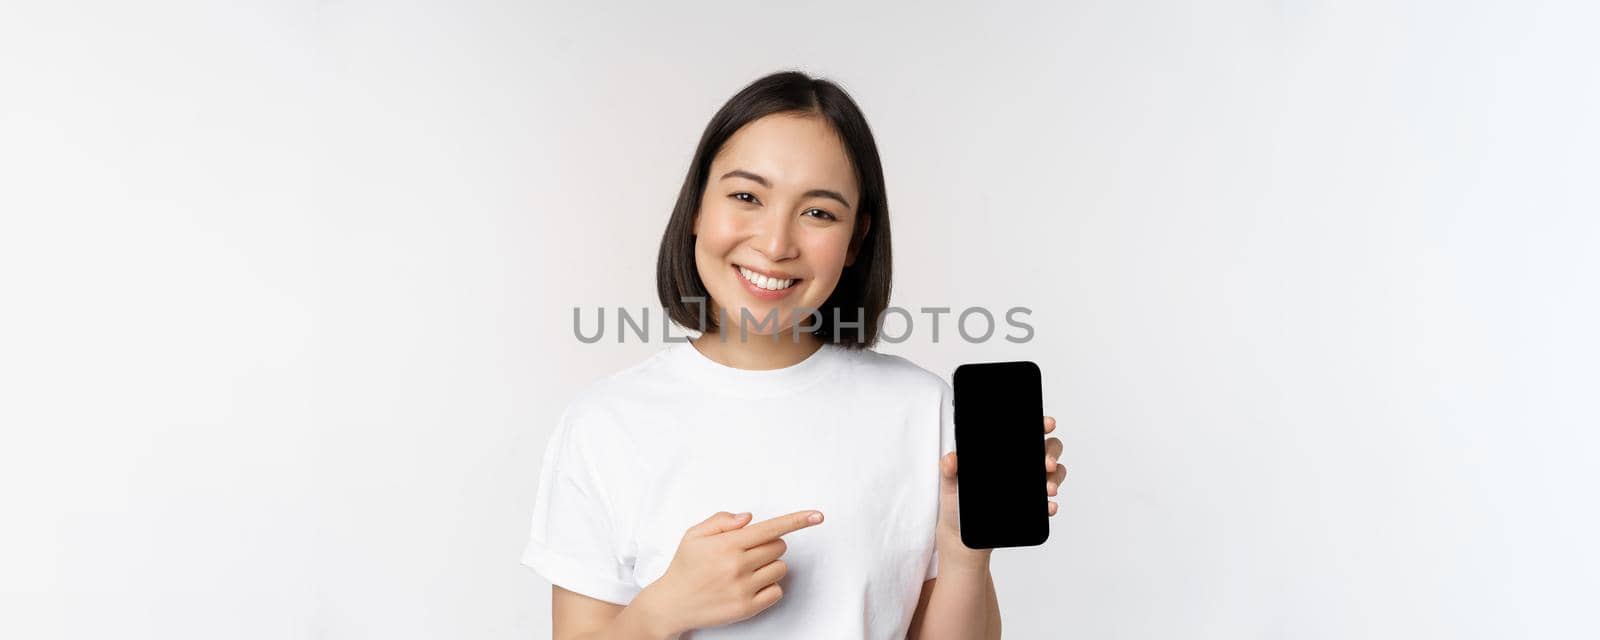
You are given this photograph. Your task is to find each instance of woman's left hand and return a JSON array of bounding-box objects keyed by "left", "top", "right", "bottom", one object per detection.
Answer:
[{"left": 936, "top": 415, "right": 1065, "bottom": 558}]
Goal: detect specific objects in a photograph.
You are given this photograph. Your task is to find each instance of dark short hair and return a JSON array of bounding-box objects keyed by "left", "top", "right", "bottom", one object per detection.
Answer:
[{"left": 655, "top": 70, "right": 893, "bottom": 349}]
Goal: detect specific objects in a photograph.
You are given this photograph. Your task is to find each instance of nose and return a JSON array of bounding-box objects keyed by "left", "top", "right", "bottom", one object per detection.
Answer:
[{"left": 751, "top": 208, "right": 799, "bottom": 262}]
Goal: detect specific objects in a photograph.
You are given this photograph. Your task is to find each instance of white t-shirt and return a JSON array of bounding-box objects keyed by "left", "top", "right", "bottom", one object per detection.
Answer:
[{"left": 521, "top": 339, "right": 957, "bottom": 639}]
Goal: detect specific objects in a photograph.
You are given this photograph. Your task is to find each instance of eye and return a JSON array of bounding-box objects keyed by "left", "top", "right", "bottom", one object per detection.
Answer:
[
  {"left": 803, "top": 208, "right": 838, "bottom": 221},
  {"left": 730, "top": 192, "right": 760, "bottom": 205}
]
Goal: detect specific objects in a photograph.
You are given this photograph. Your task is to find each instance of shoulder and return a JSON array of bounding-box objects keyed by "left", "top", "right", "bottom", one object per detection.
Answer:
[
  {"left": 556, "top": 346, "right": 680, "bottom": 436},
  {"left": 835, "top": 346, "right": 952, "bottom": 397}
]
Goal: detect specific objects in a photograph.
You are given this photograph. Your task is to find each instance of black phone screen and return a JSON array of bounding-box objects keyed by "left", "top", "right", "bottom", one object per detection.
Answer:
[{"left": 952, "top": 361, "right": 1049, "bottom": 549}]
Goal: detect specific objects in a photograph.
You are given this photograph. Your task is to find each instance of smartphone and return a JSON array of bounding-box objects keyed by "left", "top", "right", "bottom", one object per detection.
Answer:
[{"left": 952, "top": 360, "right": 1050, "bottom": 549}]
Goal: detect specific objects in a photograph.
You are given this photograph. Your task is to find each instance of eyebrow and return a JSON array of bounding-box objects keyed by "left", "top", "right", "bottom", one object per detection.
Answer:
[{"left": 719, "top": 169, "right": 852, "bottom": 209}]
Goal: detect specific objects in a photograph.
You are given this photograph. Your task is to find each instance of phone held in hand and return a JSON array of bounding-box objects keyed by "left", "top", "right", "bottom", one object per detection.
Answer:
[{"left": 952, "top": 360, "right": 1050, "bottom": 549}]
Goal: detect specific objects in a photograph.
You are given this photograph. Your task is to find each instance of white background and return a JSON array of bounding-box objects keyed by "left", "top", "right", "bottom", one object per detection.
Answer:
[{"left": 3, "top": 1, "right": 1597, "bottom": 638}]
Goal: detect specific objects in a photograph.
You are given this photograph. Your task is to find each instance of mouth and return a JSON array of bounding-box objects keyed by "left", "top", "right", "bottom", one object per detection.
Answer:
[{"left": 733, "top": 263, "right": 802, "bottom": 299}]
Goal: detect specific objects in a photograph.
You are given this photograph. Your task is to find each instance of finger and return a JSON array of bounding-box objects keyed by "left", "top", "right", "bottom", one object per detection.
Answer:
[
  {"left": 1043, "top": 415, "right": 1056, "bottom": 434},
  {"left": 748, "top": 558, "right": 788, "bottom": 588},
  {"left": 751, "top": 582, "right": 784, "bottom": 613},
  {"left": 1047, "top": 463, "right": 1067, "bottom": 494},
  {"left": 742, "top": 537, "right": 788, "bottom": 568},
  {"left": 1048, "top": 500, "right": 1059, "bottom": 516},
  {"left": 1045, "top": 437, "right": 1063, "bottom": 461},
  {"left": 943, "top": 452, "right": 957, "bottom": 478},
  {"left": 728, "top": 510, "right": 824, "bottom": 548},
  {"left": 690, "top": 511, "right": 751, "bottom": 537}
]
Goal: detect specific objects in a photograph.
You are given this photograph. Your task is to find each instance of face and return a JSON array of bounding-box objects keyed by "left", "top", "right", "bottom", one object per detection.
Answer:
[{"left": 692, "top": 113, "right": 865, "bottom": 337}]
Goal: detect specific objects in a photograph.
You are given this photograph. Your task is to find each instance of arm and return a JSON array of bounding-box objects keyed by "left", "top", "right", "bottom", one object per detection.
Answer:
[
  {"left": 553, "top": 585, "right": 678, "bottom": 640},
  {"left": 905, "top": 551, "right": 1002, "bottom": 640}
]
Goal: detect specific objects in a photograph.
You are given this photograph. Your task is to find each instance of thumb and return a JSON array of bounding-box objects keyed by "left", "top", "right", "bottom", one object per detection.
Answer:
[
  {"left": 940, "top": 452, "right": 958, "bottom": 493},
  {"left": 691, "top": 511, "right": 751, "bottom": 536}
]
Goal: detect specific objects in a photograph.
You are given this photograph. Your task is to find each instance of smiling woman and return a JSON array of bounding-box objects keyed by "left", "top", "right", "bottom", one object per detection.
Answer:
[
  {"left": 655, "top": 73, "right": 893, "bottom": 356},
  {"left": 522, "top": 71, "right": 1054, "bottom": 640},
  {"left": 689, "top": 117, "right": 865, "bottom": 323}
]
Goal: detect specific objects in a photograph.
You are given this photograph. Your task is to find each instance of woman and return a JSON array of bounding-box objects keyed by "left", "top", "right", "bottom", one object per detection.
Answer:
[{"left": 522, "top": 70, "right": 1065, "bottom": 639}]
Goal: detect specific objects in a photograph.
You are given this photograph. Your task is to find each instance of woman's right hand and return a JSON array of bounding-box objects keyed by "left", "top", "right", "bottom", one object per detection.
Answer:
[{"left": 633, "top": 509, "right": 825, "bottom": 637}]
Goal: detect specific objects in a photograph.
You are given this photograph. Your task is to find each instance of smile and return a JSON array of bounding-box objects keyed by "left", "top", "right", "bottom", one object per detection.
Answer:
[{"left": 733, "top": 264, "right": 801, "bottom": 299}]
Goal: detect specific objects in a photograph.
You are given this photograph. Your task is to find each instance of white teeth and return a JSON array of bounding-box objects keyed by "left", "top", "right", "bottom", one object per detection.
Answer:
[{"left": 738, "top": 265, "right": 795, "bottom": 291}]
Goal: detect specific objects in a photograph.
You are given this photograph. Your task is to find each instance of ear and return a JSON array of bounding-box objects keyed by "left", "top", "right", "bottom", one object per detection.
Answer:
[{"left": 845, "top": 214, "right": 871, "bottom": 266}]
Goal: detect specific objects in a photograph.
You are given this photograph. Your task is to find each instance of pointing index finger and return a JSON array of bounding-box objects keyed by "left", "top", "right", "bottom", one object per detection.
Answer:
[{"left": 728, "top": 510, "right": 824, "bottom": 548}]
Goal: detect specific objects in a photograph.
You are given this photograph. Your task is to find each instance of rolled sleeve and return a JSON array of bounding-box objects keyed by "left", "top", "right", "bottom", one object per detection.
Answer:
[{"left": 520, "top": 403, "right": 640, "bottom": 605}]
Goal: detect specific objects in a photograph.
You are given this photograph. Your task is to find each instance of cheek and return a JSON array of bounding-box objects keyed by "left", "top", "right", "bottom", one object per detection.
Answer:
[
  {"left": 697, "top": 204, "right": 752, "bottom": 249},
  {"left": 799, "top": 233, "right": 853, "bottom": 285},
  {"left": 693, "top": 243, "right": 734, "bottom": 293},
  {"left": 693, "top": 209, "right": 741, "bottom": 258}
]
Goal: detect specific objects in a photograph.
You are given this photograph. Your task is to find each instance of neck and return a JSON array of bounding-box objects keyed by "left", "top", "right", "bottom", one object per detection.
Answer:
[{"left": 691, "top": 330, "right": 824, "bottom": 371}]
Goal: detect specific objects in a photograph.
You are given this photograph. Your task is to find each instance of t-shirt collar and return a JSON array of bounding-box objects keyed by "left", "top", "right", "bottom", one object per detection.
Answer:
[{"left": 668, "top": 338, "right": 845, "bottom": 398}]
